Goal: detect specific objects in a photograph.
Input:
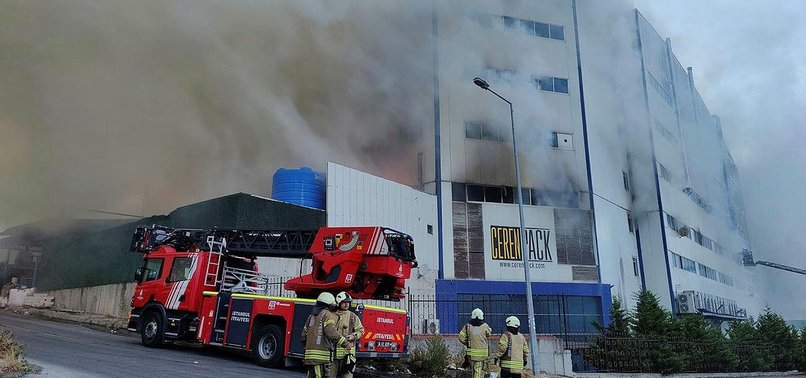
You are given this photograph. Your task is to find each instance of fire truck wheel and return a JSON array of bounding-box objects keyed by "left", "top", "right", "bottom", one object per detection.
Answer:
[
  {"left": 141, "top": 311, "right": 165, "bottom": 347},
  {"left": 251, "top": 324, "right": 284, "bottom": 367}
]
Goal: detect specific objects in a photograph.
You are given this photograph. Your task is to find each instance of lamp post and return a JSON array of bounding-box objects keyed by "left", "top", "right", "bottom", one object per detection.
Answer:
[{"left": 473, "top": 77, "right": 540, "bottom": 374}]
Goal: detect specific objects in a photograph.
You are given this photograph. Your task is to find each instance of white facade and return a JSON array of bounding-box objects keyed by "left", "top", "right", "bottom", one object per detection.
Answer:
[{"left": 418, "top": 1, "right": 756, "bottom": 319}]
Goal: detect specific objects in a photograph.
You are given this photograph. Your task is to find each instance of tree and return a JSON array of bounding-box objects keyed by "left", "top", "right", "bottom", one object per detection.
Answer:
[
  {"left": 587, "top": 297, "right": 634, "bottom": 371},
  {"left": 798, "top": 328, "right": 806, "bottom": 371},
  {"left": 755, "top": 307, "right": 799, "bottom": 370},
  {"left": 726, "top": 319, "right": 773, "bottom": 371},
  {"left": 674, "top": 314, "right": 737, "bottom": 372},
  {"left": 631, "top": 290, "right": 673, "bottom": 338},
  {"left": 593, "top": 296, "right": 632, "bottom": 335},
  {"left": 631, "top": 290, "right": 683, "bottom": 373}
]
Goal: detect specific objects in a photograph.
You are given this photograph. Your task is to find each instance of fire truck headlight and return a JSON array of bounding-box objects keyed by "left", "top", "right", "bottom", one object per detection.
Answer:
[
  {"left": 390, "top": 343, "right": 398, "bottom": 352},
  {"left": 366, "top": 341, "right": 376, "bottom": 351}
]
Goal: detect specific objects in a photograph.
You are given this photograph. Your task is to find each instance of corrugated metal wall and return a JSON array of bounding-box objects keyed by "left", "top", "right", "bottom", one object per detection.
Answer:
[{"left": 30, "top": 193, "right": 325, "bottom": 291}]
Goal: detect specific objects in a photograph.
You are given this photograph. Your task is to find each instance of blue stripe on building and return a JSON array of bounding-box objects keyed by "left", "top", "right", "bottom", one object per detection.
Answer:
[{"left": 435, "top": 280, "right": 611, "bottom": 334}]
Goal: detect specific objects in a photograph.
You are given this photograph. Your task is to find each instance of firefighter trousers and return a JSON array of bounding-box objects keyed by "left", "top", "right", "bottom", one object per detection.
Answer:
[
  {"left": 500, "top": 371, "right": 522, "bottom": 378},
  {"left": 469, "top": 360, "right": 484, "bottom": 378},
  {"left": 306, "top": 363, "right": 331, "bottom": 378},
  {"left": 328, "top": 358, "right": 354, "bottom": 378}
]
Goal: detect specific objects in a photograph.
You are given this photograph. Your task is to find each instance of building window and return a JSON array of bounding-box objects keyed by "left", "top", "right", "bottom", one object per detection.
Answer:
[
  {"left": 718, "top": 272, "right": 734, "bottom": 287},
  {"left": 654, "top": 120, "right": 677, "bottom": 144},
  {"left": 452, "top": 182, "right": 467, "bottom": 202},
  {"left": 671, "top": 252, "right": 697, "bottom": 274},
  {"left": 549, "top": 25, "right": 564, "bottom": 40},
  {"left": 627, "top": 212, "right": 634, "bottom": 233},
  {"left": 467, "top": 184, "right": 484, "bottom": 202},
  {"left": 532, "top": 189, "right": 579, "bottom": 208},
  {"left": 465, "top": 121, "right": 509, "bottom": 142},
  {"left": 501, "top": 15, "right": 564, "bottom": 41},
  {"left": 658, "top": 163, "right": 672, "bottom": 182},
  {"left": 666, "top": 214, "right": 677, "bottom": 231},
  {"left": 481, "top": 66, "right": 516, "bottom": 84},
  {"left": 632, "top": 257, "right": 640, "bottom": 277},
  {"left": 622, "top": 171, "right": 630, "bottom": 191},
  {"left": 484, "top": 186, "right": 502, "bottom": 203},
  {"left": 502, "top": 186, "right": 515, "bottom": 204},
  {"left": 535, "top": 76, "right": 569, "bottom": 94},
  {"left": 698, "top": 263, "right": 718, "bottom": 281},
  {"left": 648, "top": 72, "right": 674, "bottom": 108}
]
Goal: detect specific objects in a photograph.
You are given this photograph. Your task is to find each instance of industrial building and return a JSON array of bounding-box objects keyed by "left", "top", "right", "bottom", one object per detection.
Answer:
[{"left": 415, "top": 0, "right": 757, "bottom": 331}]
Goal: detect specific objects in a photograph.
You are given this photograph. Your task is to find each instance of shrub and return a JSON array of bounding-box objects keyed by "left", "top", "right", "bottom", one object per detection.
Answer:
[
  {"left": 407, "top": 335, "right": 451, "bottom": 377},
  {"left": 0, "top": 330, "right": 29, "bottom": 373}
]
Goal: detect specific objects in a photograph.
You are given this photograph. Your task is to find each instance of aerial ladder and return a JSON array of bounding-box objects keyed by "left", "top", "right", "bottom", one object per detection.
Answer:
[{"left": 740, "top": 249, "right": 806, "bottom": 276}]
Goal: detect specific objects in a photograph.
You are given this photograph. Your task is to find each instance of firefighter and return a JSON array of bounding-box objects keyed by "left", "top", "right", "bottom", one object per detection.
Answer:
[
  {"left": 331, "top": 291, "right": 364, "bottom": 378},
  {"left": 458, "top": 308, "right": 493, "bottom": 378},
  {"left": 494, "top": 316, "right": 529, "bottom": 378},
  {"left": 302, "top": 292, "right": 352, "bottom": 378}
]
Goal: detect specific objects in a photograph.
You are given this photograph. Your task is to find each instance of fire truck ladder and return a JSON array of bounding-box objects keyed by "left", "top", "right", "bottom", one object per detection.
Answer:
[
  {"left": 206, "top": 229, "right": 318, "bottom": 294},
  {"left": 205, "top": 235, "right": 226, "bottom": 287},
  {"left": 740, "top": 249, "right": 806, "bottom": 276},
  {"left": 210, "top": 229, "right": 317, "bottom": 258}
]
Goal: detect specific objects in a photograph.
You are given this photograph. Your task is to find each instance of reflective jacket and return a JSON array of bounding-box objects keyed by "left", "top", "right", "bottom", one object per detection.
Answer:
[
  {"left": 495, "top": 331, "right": 528, "bottom": 373},
  {"left": 458, "top": 322, "right": 493, "bottom": 361},
  {"left": 301, "top": 307, "right": 347, "bottom": 365},
  {"left": 334, "top": 309, "right": 364, "bottom": 359}
]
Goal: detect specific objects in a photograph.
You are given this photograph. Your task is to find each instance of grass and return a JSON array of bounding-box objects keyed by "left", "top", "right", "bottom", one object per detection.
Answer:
[{"left": 0, "top": 330, "right": 29, "bottom": 374}]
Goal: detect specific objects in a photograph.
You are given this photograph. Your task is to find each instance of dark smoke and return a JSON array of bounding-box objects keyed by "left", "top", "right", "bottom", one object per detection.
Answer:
[{"left": 0, "top": 0, "right": 434, "bottom": 229}]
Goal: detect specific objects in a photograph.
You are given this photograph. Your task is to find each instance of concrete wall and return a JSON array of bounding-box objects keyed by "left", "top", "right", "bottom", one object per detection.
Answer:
[{"left": 45, "top": 282, "right": 135, "bottom": 318}]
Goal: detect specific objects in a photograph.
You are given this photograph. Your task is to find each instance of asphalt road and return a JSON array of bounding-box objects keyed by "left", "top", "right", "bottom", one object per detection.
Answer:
[{"left": 0, "top": 311, "right": 304, "bottom": 377}]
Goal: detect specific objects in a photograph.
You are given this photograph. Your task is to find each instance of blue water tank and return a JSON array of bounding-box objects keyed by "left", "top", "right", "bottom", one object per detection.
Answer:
[{"left": 271, "top": 167, "right": 326, "bottom": 210}]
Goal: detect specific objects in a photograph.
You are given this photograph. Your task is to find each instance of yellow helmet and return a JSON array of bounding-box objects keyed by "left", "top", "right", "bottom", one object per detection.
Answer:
[
  {"left": 471, "top": 308, "right": 484, "bottom": 320},
  {"left": 505, "top": 316, "right": 520, "bottom": 327},
  {"left": 316, "top": 292, "right": 337, "bottom": 306}
]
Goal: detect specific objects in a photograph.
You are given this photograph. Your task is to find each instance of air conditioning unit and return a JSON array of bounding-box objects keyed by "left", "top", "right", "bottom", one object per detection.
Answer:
[
  {"left": 422, "top": 318, "right": 440, "bottom": 335},
  {"left": 677, "top": 226, "right": 690, "bottom": 238},
  {"left": 676, "top": 291, "right": 698, "bottom": 314}
]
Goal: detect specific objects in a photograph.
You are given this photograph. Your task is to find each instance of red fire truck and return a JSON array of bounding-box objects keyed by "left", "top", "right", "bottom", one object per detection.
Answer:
[{"left": 126, "top": 225, "right": 416, "bottom": 367}]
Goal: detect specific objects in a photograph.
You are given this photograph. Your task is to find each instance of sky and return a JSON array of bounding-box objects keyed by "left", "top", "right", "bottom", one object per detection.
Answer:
[{"left": 635, "top": 0, "right": 806, "bottom": 319}]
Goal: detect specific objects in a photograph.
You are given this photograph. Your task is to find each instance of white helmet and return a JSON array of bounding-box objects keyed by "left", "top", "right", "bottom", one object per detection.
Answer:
[
  {"left": 471, "top": 308, "right": 484, "bottom": 320},
  {"left": 335, "top": 291, "right": 353, "bottom": 304},
  {"left": 316, "top": 292, "right": 337, "bottom": 306},
  {"left": 505, "top": 316, "right": 520, "bottom": 327}
]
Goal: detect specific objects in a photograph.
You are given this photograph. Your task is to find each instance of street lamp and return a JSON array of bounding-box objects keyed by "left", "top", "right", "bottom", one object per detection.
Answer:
[{"left": 473, "top": 77, "right": 540, "bottom": 374}]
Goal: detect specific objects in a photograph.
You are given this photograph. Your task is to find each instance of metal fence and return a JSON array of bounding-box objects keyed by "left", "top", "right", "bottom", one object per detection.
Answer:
[
  {"left": 406, "top": 293, "right": 601, "bottom": 341},
  {"left": 571, "top": 332, "right": 788, "bottom": 373}
]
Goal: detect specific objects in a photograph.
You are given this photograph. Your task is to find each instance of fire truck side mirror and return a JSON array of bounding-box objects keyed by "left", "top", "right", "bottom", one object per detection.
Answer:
[{"left": 134, "top": 267, "right": 144, "bottom": 283}]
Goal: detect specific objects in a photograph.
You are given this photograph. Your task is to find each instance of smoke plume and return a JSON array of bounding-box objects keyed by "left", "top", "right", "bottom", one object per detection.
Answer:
[{"left": 0, "top": 0, "right": 434, "bottom": 229}]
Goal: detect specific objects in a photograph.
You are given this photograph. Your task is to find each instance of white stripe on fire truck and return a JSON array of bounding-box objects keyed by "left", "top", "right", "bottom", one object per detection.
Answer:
[
  {"left": 166, "top": 282, "right": 178, "bottom": 309},
  {"left": 368, "top": 228, "right": 380, "bottom": 255}
]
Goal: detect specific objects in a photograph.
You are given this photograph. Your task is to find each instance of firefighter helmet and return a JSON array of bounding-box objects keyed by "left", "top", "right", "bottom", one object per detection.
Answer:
[
  {"left": 336, "top": 291, "right": 353, "bottom": 304},
  {"left": 505, "top": 316, "right": 520, "bottom": 327},
  {"left": 471, "top": 308, "right": 484, "bottom": 320},
  {"left": 316, "top": 292, "right": 337, "bottom": 306}
]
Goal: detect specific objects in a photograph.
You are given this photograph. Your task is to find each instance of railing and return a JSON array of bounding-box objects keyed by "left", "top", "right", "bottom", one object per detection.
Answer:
[
  {"left": 406, "top": 294, "right": 597, "bottom": 340},
  {"left": 220, "top": 264, "right": 272, "bottom": 294}
]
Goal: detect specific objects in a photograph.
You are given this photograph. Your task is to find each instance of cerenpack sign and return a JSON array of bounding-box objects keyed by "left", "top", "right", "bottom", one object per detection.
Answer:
[
  {"left": 490, "top": 226, "right": 553, "bottom": 262},
  {"left": 482, "top": 203, "right": 572, "bottom": 282}
]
